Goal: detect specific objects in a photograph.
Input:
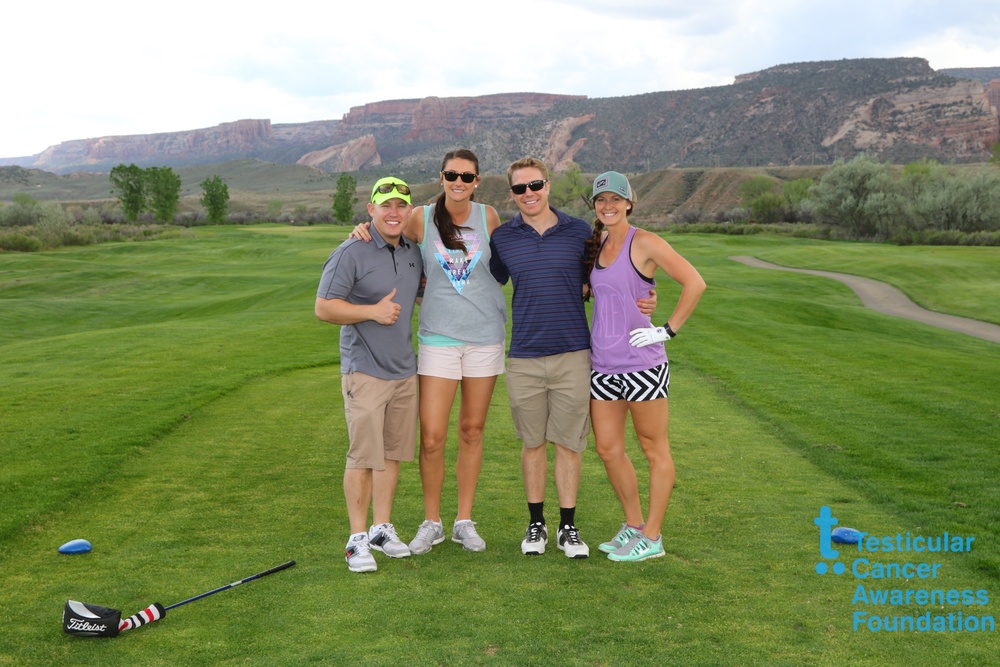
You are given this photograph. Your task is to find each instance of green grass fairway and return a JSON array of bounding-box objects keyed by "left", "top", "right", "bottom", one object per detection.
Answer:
[{"left": 1, "top": 227, "right": 997, "bottom": 666}]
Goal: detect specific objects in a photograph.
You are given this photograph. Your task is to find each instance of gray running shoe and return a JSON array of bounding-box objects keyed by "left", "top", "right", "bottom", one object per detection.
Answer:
[
  {"left": 521, "top": 522, "right": 547, "bottom": 555},
  {"left": 345, "top": 533, "right": 377, "bottom": 573},
  {"left": 452, "top": 520, "right": 486, "bottom": 552},
  {"left": 599, "top": 523, "right": 641, "bottom": 553},
  {"left": 368, "top": 522, "right": 411, "bottom": 558},
  {"left": 409, "top": 520, "right": 446, "bottom": 555},
  {"left": 608, "top": 534, "right": 665, "bottom": 562},
  {"left": 557, "top": 525, "right": 590, "bottom": 559}
]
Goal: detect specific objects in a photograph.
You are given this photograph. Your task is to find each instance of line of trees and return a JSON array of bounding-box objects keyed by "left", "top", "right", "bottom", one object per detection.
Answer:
[
  {"left": 734, "top": 155, "right": 1000, "bottom": 244},
  {"left": 109, "top": 164, "right": 229, "bottom": 224}
]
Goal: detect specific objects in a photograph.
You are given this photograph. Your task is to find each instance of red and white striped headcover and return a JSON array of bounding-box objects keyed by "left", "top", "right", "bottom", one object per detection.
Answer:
[{"left": 118, "top": 602, "right": 166, "bottom": 632}]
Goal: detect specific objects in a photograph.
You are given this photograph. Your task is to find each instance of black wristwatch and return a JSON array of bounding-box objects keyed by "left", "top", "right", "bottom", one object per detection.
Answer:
[{"left": 662, "top": 322, "right": 677, "bottom": 338}]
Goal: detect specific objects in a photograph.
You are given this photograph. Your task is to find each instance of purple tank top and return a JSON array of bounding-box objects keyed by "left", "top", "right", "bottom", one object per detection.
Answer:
[{"left": 590, "top": 226, "right": 667, "bottom": 374}]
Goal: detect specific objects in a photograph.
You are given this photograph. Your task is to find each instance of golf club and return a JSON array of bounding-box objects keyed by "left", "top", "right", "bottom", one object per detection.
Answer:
[{"left": 63, "top": 560, "right": 296, "bottom": 638}]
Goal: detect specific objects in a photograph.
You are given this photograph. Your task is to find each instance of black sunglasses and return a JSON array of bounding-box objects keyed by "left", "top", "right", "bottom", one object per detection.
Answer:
[
  {"left": 442, "top": 170, "right": 478, "bottom": 183},
  {"left": 372, "top": 182, "right": 411, "bottom": 198},
  {"left": 510, "top": 179, "right": 547, "bottom": 195}
]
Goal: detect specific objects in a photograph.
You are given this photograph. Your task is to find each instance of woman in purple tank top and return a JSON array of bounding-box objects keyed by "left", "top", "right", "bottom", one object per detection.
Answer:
[{"left": 583, "top": 171, "right": 706, "bottom": 562}]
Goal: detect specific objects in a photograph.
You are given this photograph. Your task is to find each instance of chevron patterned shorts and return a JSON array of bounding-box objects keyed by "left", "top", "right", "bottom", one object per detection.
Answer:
[{"left": 590, "top": 362, "right": 670, "bottom": 402}]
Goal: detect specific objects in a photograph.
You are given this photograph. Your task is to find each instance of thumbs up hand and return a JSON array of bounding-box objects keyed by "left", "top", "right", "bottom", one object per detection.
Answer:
[{"left": 372, "top": 288, "right": 401, "bottom": 325}]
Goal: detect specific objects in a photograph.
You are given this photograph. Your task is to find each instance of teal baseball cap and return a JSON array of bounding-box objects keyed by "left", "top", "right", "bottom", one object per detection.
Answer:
[{"left": 592, "top": 171, "right": 634, "bottom": 201}]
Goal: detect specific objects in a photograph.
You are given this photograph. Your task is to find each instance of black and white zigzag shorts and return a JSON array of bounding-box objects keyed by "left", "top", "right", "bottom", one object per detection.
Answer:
[{"left": 590, "top": 362, "right": 670, "bottom": 402}]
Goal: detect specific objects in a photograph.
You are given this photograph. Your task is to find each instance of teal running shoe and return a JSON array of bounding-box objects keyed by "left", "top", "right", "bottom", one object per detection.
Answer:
[
  {"left": 599, "top": 523, "right": 640, "bottom": 553},
  {"left": 607, "top": 534, "right": 665, "bottom": 562}
]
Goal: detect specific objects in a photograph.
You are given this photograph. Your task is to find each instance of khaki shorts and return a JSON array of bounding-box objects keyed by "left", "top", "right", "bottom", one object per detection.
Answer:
[
  {"left": 342, "top": 372, "right": 417, "bottom": 470},
  {"left": 417, "top": 342, "right": 506, "bottom": 380},
  {"left": 505, "top": 349, "right": 591, "bottom": 453}
]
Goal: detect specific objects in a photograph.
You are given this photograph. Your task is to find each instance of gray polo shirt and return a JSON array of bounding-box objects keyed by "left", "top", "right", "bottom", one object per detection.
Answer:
[{"left": 317, "top": 228, "right": 422, "bottom": 380}]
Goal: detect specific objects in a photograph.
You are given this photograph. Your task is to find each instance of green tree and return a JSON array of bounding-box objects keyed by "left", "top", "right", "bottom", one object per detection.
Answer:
[
  {"left": 332, "top": 173, "right": 358, "bottom": 224},
  {"left": 549, "top": 163, "right": 591, "bottom": 213},
  {"left": 782, "top": 178, "right": 814, "bottom": 210},
  {"left": 739, "top": 175, "right": 776, "bottom": 205},
  {"left": 0, "top": 193, "right": 41, "bottom": 227},
  {"left": 200, "top": 175, "right": 230, "bottom": 224},
  {"left": 749, "top": 192, "right": 787, "bottom": 223},
  {"left": 808, "top": 154, "right": 897, "bottom": 239},
  {"left": 145, "top": 166, "right": 182, "bottom": 223},
  {"left": 109, "top": 163, "right": 147, "bottom": 222}
]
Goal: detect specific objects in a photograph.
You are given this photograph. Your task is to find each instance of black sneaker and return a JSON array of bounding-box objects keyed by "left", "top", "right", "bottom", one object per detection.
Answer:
[{"left": 521, "top": 521, "right": 547, "bottom": 555}]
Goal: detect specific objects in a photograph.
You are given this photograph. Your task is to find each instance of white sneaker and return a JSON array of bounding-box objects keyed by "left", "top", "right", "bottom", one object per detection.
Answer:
[
  {"left": 409, "top": 520, "right": 446, "bottom": 555},
  {"left": 345, "top": 533, "right": 377, "bottom": 573},
  {"left": 368, "top": 522, "right": 411, "bottom": 558},
  {"left": 557, "top": 525, "right": 590, "bottom": 559},
  {"left": 521, "top": 522, "right": 547, "bottom": 555},
  {"left": 452, "top": 520, "right": 486, "bottom": 552}
]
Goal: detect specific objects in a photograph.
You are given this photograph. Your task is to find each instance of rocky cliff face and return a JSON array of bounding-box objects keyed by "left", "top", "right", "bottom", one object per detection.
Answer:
[
  {"left": 340, "top": 93, "right": 586, "bottom": 143},
  {"left": 33, "top": 120, "right": 276, "bottom": 171},
  {"left": 822, "top": 79, "right": 998, "bottom": 156},
  {"left": 296, "top": 134, "right": 381, "bottom": 171},
  {"left": 8, "top": 59, "right": 999, "bottom": 175},
  {"left": 29, "top": 119, "right": 343, "bottom": 173}
]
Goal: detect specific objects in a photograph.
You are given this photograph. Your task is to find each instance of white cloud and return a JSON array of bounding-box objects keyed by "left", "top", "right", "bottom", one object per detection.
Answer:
[{"left": 2, "top": 0, "right": 998, "bottom": 156}]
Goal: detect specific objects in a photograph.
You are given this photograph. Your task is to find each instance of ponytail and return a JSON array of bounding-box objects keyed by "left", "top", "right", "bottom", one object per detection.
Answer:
[{"left": 582, "top": 218, "right": 605, "bottom": 301}]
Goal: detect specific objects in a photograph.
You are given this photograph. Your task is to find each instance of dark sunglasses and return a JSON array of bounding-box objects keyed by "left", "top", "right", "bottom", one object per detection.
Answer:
[
  {"left": 510, "top": 179, "right": 547, "bottom": 195},
  {"left": 442, "top": 170, "right": 478, "bottom": 183},
  {"left": 372, "top": 182, "right": 411, "bottom": 198}
]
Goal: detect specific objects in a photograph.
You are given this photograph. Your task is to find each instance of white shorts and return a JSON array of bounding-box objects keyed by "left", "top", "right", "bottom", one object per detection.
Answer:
[{"left": 417, "top": 342, "right": 506, "bottom": 380}]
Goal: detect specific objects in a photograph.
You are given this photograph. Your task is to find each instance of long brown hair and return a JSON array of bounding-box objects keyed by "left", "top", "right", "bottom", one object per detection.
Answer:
[
  {"left": 434, "top": 148, "right": 480, "bottom": 253},
  {"left": 583, "top": 219, "right": 605, "bottom": 301}
]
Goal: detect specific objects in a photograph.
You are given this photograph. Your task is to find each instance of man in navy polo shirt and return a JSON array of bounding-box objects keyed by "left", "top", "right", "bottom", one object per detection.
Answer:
[
  {"left": 489, "top": 158, "right": 654, "bottom": 559},
  {"left": 316, "top": 177, "right": 423, "bottom": 573}
]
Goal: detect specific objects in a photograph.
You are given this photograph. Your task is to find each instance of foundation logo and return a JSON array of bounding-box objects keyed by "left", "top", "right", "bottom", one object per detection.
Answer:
[
  {"left": 812, "top": 506, "right": 995, "bottom": 633},
  {"left": 814, "top": 505, "right": 845, "bottom": 575}
]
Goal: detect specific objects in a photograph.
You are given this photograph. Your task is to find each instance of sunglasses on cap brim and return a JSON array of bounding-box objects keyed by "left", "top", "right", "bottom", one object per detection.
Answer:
[
  {"left": 372, "top": 182, "right": 411, "bottom": 198},
  {"left": 510, "top": 179, "right": 547, "bottom": 195}
]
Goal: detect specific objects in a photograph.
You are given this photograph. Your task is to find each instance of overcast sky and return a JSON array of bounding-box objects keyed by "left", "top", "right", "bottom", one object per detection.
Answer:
[{"left": 3, "top": 0, "right": 999, "bottom": 157}]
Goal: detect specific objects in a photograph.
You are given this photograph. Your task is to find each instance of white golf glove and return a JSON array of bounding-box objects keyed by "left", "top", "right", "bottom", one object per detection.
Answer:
[{"left": 629, "top": 325, "right": 673, "bottom": 348}]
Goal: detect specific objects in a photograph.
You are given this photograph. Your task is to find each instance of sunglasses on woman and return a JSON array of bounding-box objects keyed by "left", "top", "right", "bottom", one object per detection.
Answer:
[
  {"left": 442, "top": 171, "right": 478, "bottom": 183},
  {"left": 510, "top": 179, "right": 547, "bottom": 195}
]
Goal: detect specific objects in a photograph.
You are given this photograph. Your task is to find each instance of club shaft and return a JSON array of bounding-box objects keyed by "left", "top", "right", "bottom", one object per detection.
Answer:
[{"left": 164, "top": 560, "right": 295, "bottom": 611}]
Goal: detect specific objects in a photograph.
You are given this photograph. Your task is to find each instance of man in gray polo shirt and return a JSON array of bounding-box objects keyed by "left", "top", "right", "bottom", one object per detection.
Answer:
[{"left": 315, "top": 177, "right": 423, "bottom": 573}]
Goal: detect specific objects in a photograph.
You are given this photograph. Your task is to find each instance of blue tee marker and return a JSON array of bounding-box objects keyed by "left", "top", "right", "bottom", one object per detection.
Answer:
[
  {"left": 58, "top": 539, "right": 92, "bottom": 554},
  {"left": 831, "top": 527, "right": 861, "bottom": 545}
]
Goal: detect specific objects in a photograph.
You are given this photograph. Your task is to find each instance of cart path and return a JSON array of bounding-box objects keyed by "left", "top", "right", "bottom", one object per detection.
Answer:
[{"left": 729, "top": 256, "right": 1000, "bottom": 345}]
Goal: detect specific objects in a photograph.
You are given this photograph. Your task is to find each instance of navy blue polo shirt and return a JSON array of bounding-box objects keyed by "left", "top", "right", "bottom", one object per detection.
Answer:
[{"left": 489, "top": 207, "right": 591, "bottom": 358}]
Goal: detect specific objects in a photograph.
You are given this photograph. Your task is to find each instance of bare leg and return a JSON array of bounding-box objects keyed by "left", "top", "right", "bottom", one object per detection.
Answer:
[
  {"left": 522, "top": 443, "right": 548, "bottom": 504},
  {"left": 371, "top": 460, "right": 400, "bottom": 527},
  {"left": 344, "top": 467, "right": 373, "bottom": 534},
  {"left": 591, "top": 399, "right": 644, "bottom": 527},
  {"left": 631, "top": 399, "right": 673, "bottom": 539},
  {"left": 418, "top": 375, "right": 460, "bottom": 522},
  {"left": 553, "top": 443, "right": 581, "bottom": 509},
  {"left": 455, "top": 375, "right": 498, "bottom": 520}
]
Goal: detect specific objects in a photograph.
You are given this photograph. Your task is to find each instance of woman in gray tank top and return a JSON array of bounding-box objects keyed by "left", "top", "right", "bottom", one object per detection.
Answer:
[{"left": 350, "top": 149, "right": 506, "bottom": 554}]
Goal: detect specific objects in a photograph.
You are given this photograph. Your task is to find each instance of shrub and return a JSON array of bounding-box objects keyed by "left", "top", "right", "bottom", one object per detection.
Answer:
[{"left": 0, "top": 232, "right": 43, "bottom": 252}]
